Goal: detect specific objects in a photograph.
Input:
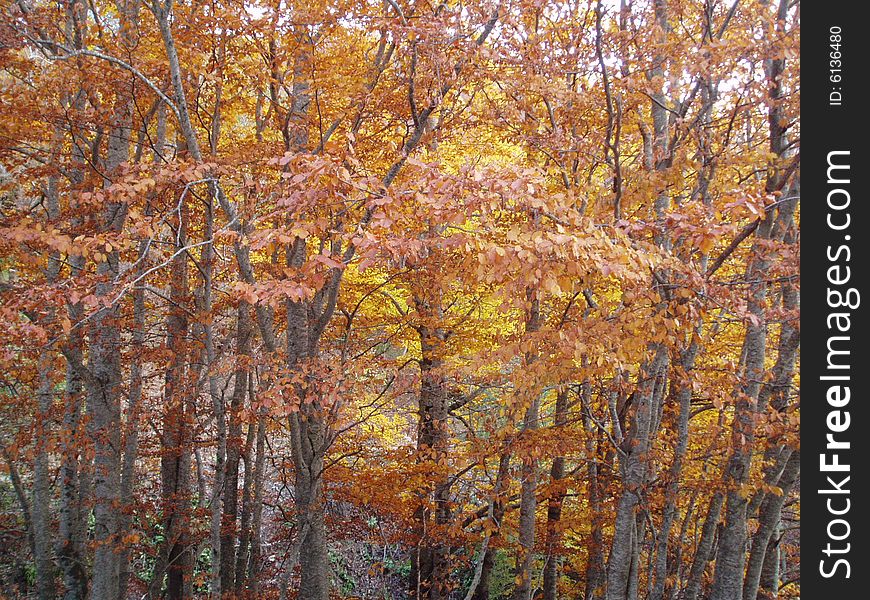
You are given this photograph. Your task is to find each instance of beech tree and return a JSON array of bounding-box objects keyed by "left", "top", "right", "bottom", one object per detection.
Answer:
[{"left": 0, "top": 0, "right": 799, "bottom": 599}]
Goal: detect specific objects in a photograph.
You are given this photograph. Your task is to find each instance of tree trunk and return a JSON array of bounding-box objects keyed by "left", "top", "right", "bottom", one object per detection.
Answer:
[
  {"left": 708, "top": 0, "right": 794, "bottom": 594},
  {"left": 234, "top": 414, "right": 257, "bottom": 595},
  {"left": 295, "top": 458, "right": 328, "bottom": 600},
  {"left": 606, "top": 349, "right": 668, "bottom": 600},
  {"left": 59, "top": 342, "right": 87, "bottom": 600},
  {"left": 60, "top": 222, "right": 87, "bottom": 600},
  {"left": 35, "top": 162, "right": 62, "bottom": 583},
  {"left": 286, "top": 266, "right": 331, "bottom": 600},
  {"left": 512, "top": 295, "right": 543, "bottom": 600},
  {"left": 33, "top": 381, "right": 56, "bottom": 600},
  {"left": 246, "top": 406, "right": 268, "bottom": 595},
  {"left": 542, "top": 389, "right": 570, "bottom": 600},
  {"left": 682, "top": 491, "right": 724, "bottom": 600},
  {"left": 650, "top": 340, "right": 699, "bottom": 600},
  {"left": 87, "top": 293, "right": 124, "bottom": 600},
  {"left": 154, "top": 197, "right": 192, "bottom": 600},
  {"left": 118, "top": 98, "right": 163, "bottom": 600},
  {"left": 410, "top": 312, "right": 450, "bottom": 600},
  {"left": 668, "top": 493, "right": 696, "bottom": 600},
  {"left": 608, "top": 1, "right": 672, "bottom": 595},
  {"left": 584, "top": 414, "right": 607, "bottom": 600},
  {"left": 278, "top": 25, "right": 334, "bottom": 600},
  {"left": 88, "top": 2, "right": 141, "bottom": 596},
  {"left": 117, "top": 258, "right": 145, "bottom": 600},
  {"left": 758, "top": 523, "right": 780, "bottom": 600},
  {"left": 219, "top": 302, "right": 252, "bottom": 591},
  {"left": 742, "top": 451, "right": 799, "bottom": 600},
  {"left": 708, "top": 324, "right": 764, "bottom": 600},
  {"left": 472, "top": 451, "right": 511, "bottom": 600}
]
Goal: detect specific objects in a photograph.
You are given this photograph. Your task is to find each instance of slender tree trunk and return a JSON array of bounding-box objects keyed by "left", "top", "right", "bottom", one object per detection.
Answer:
[
  {"left": 117, "top": 260, "right": 146, "bottom": 600},
  {"left": 118, "top": 99, "right": 163, "bottom": 600},
  {"left": 709, "top": 1, "right": 794, "bottom": 594},
  {"left": 160, "top": 207, "right": 192, "bottom": 600},
  {"left": 472, "top": 451, "right": 511, "bottom": 600},
  {"left": 87, "top": 288, "right": 125, "bottom": 600},
  {"left": 606, "top": 350, "right": 668, "bottom": 600},
  {"left": 464, "top": 512, "right": 493, "bottom": 600},
  {"left": 198, "top": 190, "right": 225, "bottom": 600},
  {"left": 584, "top": 413, "right": 607, "bottom": 600},
  {"left": 608, "top": 1, "right": 672, "bottom": 596},
  {"left": 758, "top": 522, "right": 781, "bottom": 600},
  {"left": 668, "top": 493, "right": 696, "bottom": 600},
  {"left": 3, "top": 448, "right": 38, "bottom": 589},
  {"left": 247, "top": 406, "right": 268, "bottom": 595},
  {"left": 33, "top": 354, "right": 55, "bottom": 600},
  {"left": 681, "top": 491, "right": 724, "bottom": 600},
  {"left": 512, "top": 294, "right": 542, "bottom": 600},
  {"left": 59, "top": 341, "right": 87, "bottom": 600},
  {"left": 275, "top": 25, "right": 334, "bottom": 600},
  {"left": 742, "top": 451, "right": 799, "bottom": 600},
  {"left": 542, "top": 388, "right": 570, "bottom": 600},
  {"left": 742, "top": 274, "right": 798, "bottom": 600},
  {"left": 34, "top": 179, "right": 63, "bottom": 597},
  {"left": 287, "top": 312, "right": 330, "bottom": 600},
  {"left": 54, "top": 10, "right": 91, "bottom": 587},
  {"left": 219, "top": 303, "right": 251, "bottom": 591},
  {"left": 708, "top": 333, "right": 763, "bottom": 600},
  {"left": 650, "top": 340, "right": 699, "bottom": 600},
  {"left": 88, "top": 2, "right": 141, "bottom": 596},
  {"left": 59, "top": 190, "right": 87, "bottom": 600},
  {"left": 512, "top": 410, "right": 540, "bottom": 600},
  {"left": 410, "top": 307, "right": 450, "bottom": 600},
  {"left": 194, "top": 40, "right": 228, "bottom": 599},
  {"left": 60, "top": 197, "right": 88, "bottom": 600},
  {"left": 234, "top": 415, "right": 257, "bottom": 595}
]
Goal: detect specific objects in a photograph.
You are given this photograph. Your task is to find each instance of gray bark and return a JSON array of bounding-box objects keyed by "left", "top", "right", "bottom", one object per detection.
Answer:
[
  {"left": 33, "top": 178, "right": 63, "bottom": 599},
  {"left": 542, "top": 388, "right": 570, "bottom": 600},
  {"left": 471, "top": 451, "right": 511, "bottom": 600},
  {"left": 117, "top": 259, "right": 145, "bottom": 600},
  {"left": 708, "top": 1, "right": 795, "bottom": 593},
  {"left": 87, "top": 1, "right": 141, "bottom": 596},
  {"left": 607, "top": 2, "right": 672, "bottom": 596},
  {"left": 87, "top": 291, "right": 124, "bottom": 600},
  {"left": 118, "top": 98, "right": 164, "bottom": 600},
  {"left": 234, "top": 412, "right": 257, "bottom": 595},
  {"left": 742, "top": 262, "right": 798, "bottom": 600},
  {"left": 59, "top": 343, "right": 87, "bottom": 600},
  {"left": 52, "top": 6, "right": 90, "bottom": 600},
  {"left": 606, "top": 349, "right": 668, "bottom": 600},
  {"left": 758, "top": 522, "right": 780, "bottom": 600},
  {"left": 650, "top": 339, "right": 699, "bottom": 600},
  {"left": 668, "top": 493, "right": 696, "bottom": 600},
  {"left": 156, "top": 199, "right": 192, "bottom": 600},
  {"left": 60, "top": 187, "right": 88, "bottom": 600},
  {"left": 742, "top": 451, "right": 799, "bottom": 600},
  {"left": 201, "top": 185, "right": 224, "bottom": 600},
  {"left": 246, "top": 406, "right": 268, "bottom": 595},
  {"left": 681, "top": 491, "right": 724, "bottom": 600},
  {"left": 512, "top": 296, "right": 542, "bottom": 600},
  {"left": 219, "top": 302, "right": 252, "bottom": 591},
  {"left": 584, "top": 418, "right": 607, "bottom": 600},
  {"left": 410, "top": 294, "right": 451, "bottom": 600}
]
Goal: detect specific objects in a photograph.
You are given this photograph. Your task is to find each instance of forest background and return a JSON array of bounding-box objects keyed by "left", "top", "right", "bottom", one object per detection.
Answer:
[{"left": 0, "top": 0, "right": 800, "bottom": 599}]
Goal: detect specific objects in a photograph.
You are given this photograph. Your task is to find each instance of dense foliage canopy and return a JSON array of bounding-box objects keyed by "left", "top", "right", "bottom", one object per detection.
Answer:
[{"left": 0, "top": 0, "right": 799, "bottom": 599}]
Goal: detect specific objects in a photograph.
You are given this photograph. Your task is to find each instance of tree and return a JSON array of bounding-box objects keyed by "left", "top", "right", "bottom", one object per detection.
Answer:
[{"left": 0, "top": 0, "right": 799, "bottom": 599}]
